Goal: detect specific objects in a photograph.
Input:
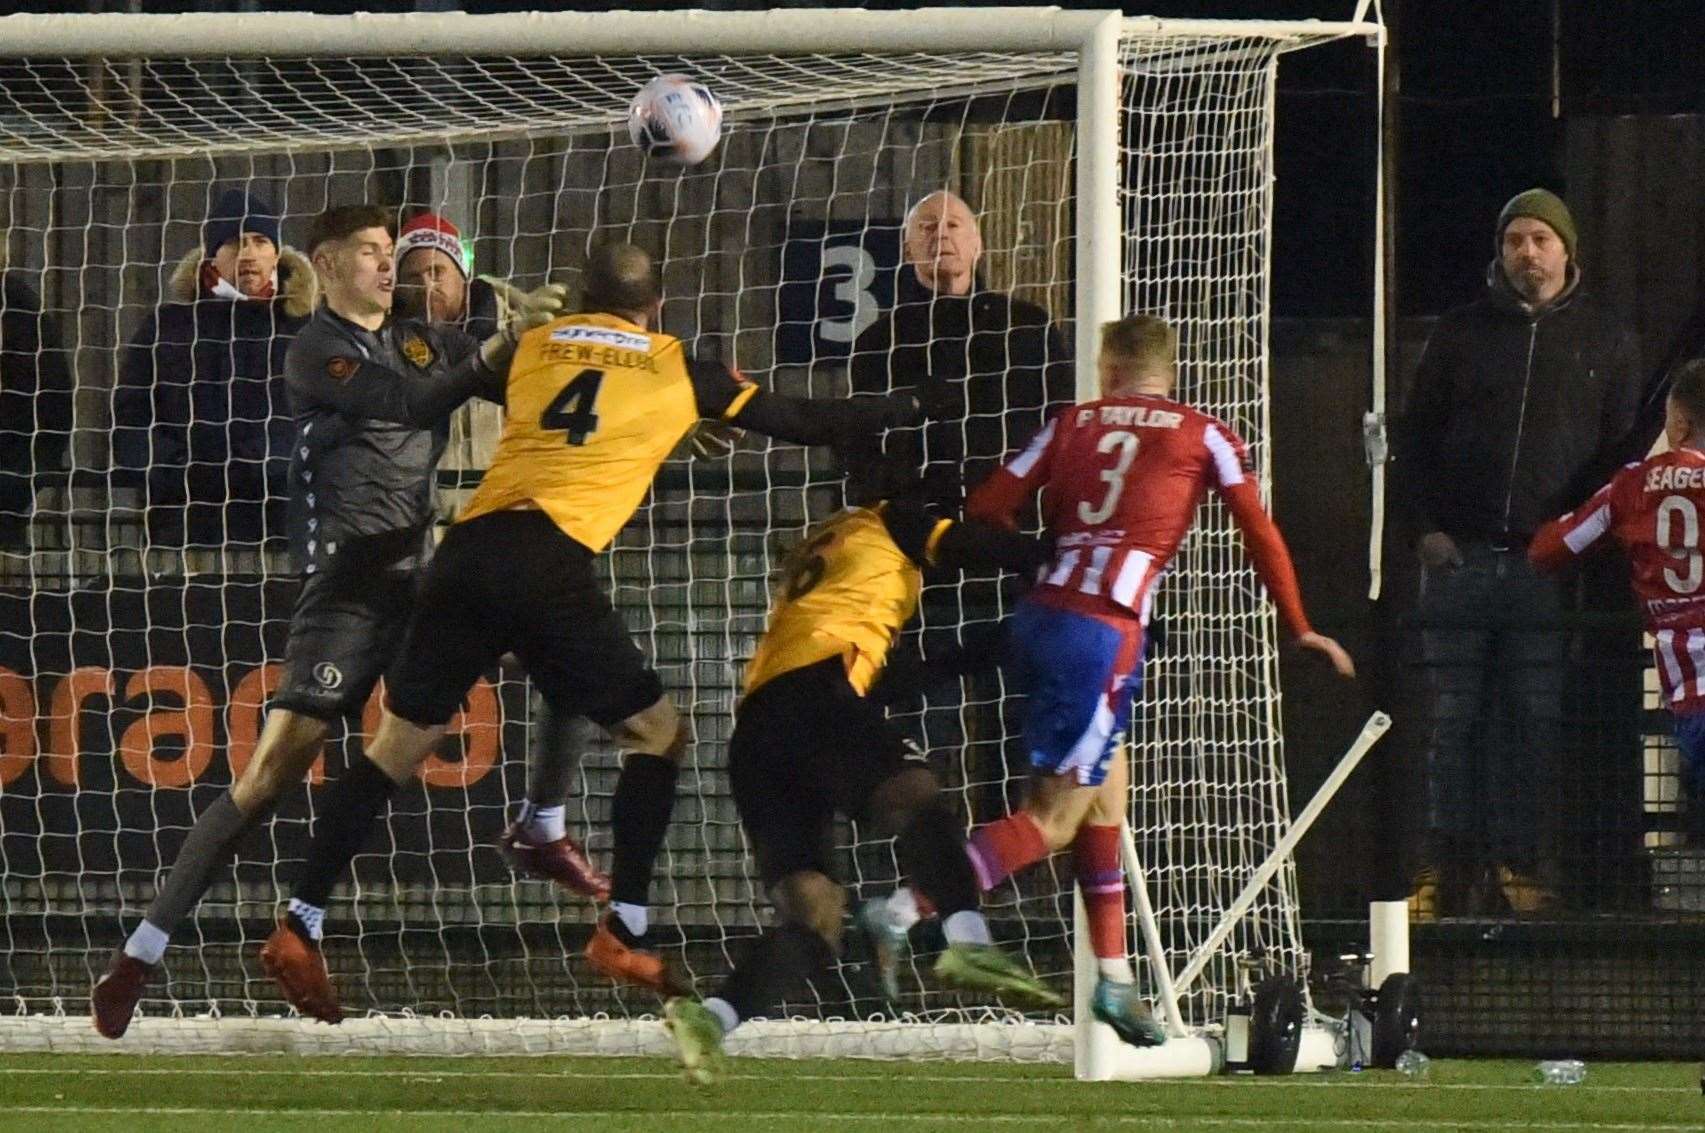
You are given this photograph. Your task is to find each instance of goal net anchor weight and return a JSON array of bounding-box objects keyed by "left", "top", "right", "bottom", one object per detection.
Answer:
[{"left": 1077, "top": 711, "right": 1394, "bottom": 1080}]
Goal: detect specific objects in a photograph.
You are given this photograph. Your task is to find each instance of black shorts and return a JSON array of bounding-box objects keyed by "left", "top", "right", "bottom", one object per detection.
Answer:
[
  {"left": 272, "top": 567, "right": 416, "bottom": 720},
  {"left": 729, "top": 657, "right": 927, "bottom": 890},
  {"left": 384, "top": 510, "right": 662, "bottom": 728}
]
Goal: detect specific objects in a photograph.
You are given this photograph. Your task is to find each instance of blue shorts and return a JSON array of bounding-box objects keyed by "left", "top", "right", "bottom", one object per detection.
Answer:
[
  {"left": 1674, "top": 710, "right": 1705, "bottom": 791},
  {"left": 1008, "top": 599, "right": 1144, "bottom": 787}
]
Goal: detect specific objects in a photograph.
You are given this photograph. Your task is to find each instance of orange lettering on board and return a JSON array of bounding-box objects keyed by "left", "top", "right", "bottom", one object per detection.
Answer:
[
  {"left": 118, "top": 667, "right": 215, "bottom": 788},
  {"left": 0, "top": 667, "right": 38, "bottom": 787},
  {"left": 358, "top": 678, "right": 500, "bottom": 789},
  {"left": 45, "top": 667, "right": 116, "bottom": 787}
]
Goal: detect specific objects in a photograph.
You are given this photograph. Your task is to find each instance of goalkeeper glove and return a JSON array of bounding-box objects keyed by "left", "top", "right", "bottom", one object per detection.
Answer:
[
  {"left": 477, "top": 278, "right": 569, "bottom": 370},
  {"left": 688, "top": 420, "right": 744, "bottom": 460}
]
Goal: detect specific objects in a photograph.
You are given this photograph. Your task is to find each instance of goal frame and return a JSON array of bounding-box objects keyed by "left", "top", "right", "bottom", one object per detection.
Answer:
[{"left": 0, "top": 6, "right": 1386, "bottom": 1080}]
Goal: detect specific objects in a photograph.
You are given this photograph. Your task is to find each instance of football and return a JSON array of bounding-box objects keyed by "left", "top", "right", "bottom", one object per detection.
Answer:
[{"left": 627, "top": 73, "right": 724, "bottom": 165}]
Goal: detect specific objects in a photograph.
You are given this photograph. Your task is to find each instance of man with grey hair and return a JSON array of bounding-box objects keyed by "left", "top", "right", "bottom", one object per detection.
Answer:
[
  {"left": 1394, "top": 188, "right": 1641, "bottom": 918},
  {"left": 851, "top": 189, "right": 1073, "bottom": 507},
  {"left": 849, "top": 190, "right": 1073, "bottom": 821}
]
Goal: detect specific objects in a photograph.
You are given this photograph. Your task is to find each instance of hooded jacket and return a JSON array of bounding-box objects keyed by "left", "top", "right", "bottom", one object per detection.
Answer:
[
  {"left": 1393, "top": 262, "right": 1641, "bottom": 546},
  {"left": 112, "top": 244, "right": 318, "bottom": 543}
]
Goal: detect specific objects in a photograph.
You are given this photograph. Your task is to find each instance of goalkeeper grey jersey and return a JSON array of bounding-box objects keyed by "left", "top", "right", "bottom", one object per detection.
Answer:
[{"left": 283, "top": 306, "right": 499, "bottom": 576}]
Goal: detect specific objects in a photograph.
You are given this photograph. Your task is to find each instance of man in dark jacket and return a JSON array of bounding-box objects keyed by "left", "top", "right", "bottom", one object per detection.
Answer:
[
  {"left": 112, "top": 188, "right": 317, "bottom": 547},
  {"left": 0, "top": 241, "right": 73, "bottom": 545},
  {"left": 850, "top": 190, "right": 1073, "bottom": 508},
  {"left": 1394, "top": 188, "right": 1642, "bottom": 916},
  {"left": 848, "top": 190, "right": 1074, "bottom": 819}
]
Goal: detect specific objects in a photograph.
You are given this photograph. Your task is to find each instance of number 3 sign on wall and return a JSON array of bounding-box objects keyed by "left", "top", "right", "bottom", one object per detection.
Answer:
[{"left": 775, "top": 219, "right": 901, "bottom": 366}]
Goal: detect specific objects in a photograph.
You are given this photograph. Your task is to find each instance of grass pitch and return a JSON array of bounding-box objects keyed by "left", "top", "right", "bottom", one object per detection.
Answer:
[{"left": 0, "top": 1053, "right": 1695, "bottom": 1132}]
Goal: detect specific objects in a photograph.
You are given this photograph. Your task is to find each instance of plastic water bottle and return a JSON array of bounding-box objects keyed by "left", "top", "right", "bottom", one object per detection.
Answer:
[
  {"left": 1394, "top": 1050, "right": 1431, "bottom": 1080},
  {"left": 1534, "top": 1060, "right": 1586, "bottom": 1085}
]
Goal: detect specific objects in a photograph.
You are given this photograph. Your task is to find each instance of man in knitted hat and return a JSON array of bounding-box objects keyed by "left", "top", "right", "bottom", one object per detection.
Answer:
[
  {"left": 112, "top": 186, "right": 317, "bottom": 547},
  {"left": 1393, "top": 188, "right": 1641, "bottom": 918},
  {"left": 395, "top": 211, "right": 478, "bottom": 329}
]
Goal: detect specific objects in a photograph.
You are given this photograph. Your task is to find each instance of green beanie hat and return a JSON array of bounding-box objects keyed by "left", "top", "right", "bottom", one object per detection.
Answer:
[{"left": 1497, "top": 188, "right": 1577, "bottom": 261}]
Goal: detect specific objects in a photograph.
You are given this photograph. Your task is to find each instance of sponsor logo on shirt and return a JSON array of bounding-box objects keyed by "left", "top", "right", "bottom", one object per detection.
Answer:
[
  {"left": 326, "top": 356, "right": 358, "bottom": 381},
  {"left": 312, "top": 662, "right": 344, "bottom": 690},
  {"left": 548, "top": 325, "right": 652, "bottom": 353}
]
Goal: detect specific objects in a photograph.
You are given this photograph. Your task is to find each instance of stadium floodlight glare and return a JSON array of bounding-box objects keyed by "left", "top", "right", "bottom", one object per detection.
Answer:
[{"left": 0, "top": 6, "right": 1383, "bottom": 1079}]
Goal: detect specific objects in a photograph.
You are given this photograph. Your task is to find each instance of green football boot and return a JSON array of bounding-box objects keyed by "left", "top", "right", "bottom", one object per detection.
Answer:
[
  {"left": 933, "top": 943, "right": 1065, "bottom": 1010},
  {"left": 663, "top": 997, "right": 727, "bottom": 1085}
]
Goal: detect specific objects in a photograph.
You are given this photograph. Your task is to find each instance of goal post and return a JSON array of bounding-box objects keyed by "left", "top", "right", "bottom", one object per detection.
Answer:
[{"left": 0, "top": 8, "right": 1383, "bottom": 1073}]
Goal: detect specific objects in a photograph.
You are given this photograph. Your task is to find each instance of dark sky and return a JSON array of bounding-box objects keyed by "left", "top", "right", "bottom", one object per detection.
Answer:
[{"left": 13, "top": 0, "right": 1704, "bottom": 317}]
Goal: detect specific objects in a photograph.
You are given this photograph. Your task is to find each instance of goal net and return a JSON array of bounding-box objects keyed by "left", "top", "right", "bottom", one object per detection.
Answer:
[{"left": 0, "top": 9, "right": 1377, "bottom": 1064}]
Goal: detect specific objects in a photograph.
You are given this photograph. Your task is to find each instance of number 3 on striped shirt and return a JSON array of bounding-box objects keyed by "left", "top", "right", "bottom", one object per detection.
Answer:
[
  {"left": 1078, "top": 430, "right": 1139, "bottom": 525},
  {"left": 1657, "top": 494, "right": 1702, "bottom": 594}
]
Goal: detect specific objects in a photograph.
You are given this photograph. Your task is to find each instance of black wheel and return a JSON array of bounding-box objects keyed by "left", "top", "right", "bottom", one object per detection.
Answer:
[
  {"left": 1371, "top": 972, "right": 1423, "bottom": 1068},
  {"left": 1248, "top": 973, "right": 1305, "bottom": 1075}
]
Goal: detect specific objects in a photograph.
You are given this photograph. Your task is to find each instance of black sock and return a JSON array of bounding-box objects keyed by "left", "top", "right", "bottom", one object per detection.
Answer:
[
  {"left": 898, "top": 804, "right": 979, "bottom": 918},
  {"left": 718, "top": 922, "right": 836, "bottom": 1020},
  {"left": 293, "top": 752, "right": 402, "bottom": 909},
  {"left": 609, "top": 752, "right": 679, "bottom": 908}
]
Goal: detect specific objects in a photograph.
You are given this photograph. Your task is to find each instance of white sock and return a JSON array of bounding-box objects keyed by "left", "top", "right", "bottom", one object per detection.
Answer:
[
  {"left": 1098, "top": 957, "right": 1136, "bottom": 984},
  {"left": 942, "top": 910, "right": 993, "bottom": 946},
  {"left": 612, "top": 901, "right": 648, "bottom": 938},
  {"left": 286, "top": 898, "right": 326, "bottom": 942},
  {"left": 523, "top": 804, "right": 567, "bottom": 843},
  {"left": 885, "top": 887, "right": 923, "bottom": 932},
  {"left": 124, "top": 920, "right": 170, "bottom": 966},
  {"left": 702, "top": 996, "right": 739, "bottom": 1036}
]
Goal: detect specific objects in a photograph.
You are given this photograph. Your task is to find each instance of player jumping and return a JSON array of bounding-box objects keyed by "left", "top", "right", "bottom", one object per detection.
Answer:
[
  {"left": 663, "top": 454, "right": 1062, "bottom": 1084},
  {"left": 1530, "top": 358, "right": 1705, "bottom": 840},
  {"left": 868, "top": 314, "right": 1356, "bottom": 1048},
  {"left": 90, "top": 204, "right": 591, "bottom": 1039},
  {"left": 259, "top": 242, "right": 921, "bottom": 1022}
]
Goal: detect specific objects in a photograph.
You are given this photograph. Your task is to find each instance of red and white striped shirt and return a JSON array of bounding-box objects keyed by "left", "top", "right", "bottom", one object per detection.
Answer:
[
  {"left": 966, "top": 393, "right": 1312, "bottom": 636},
  {"left": 1531, "top": 446, "right": 1705, "bottom": 714}
]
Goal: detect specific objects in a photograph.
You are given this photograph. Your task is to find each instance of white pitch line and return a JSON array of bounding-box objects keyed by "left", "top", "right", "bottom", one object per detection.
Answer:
[
  {"left": 1, "top": 1107, "right": 1695, "bottom": 1131},
  {"left": 0, "top": 1065, "right": 1691, "bottom": 1094}
]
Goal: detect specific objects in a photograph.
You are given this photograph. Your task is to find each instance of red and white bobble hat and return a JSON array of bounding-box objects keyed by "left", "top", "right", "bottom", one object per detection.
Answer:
[{"left": 395, "top": 212, "right": 469, "bottom": 278}]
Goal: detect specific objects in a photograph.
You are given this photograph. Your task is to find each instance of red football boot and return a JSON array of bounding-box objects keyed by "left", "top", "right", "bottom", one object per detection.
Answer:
[
  {"left": 259, "top": 917, "right": 343, "bottom": 1024},
  {"left": 584, "top": 912, "right": 690, "bottom": 996},
  {"left": 498, "top": 821, "right": 610, "bottom": 900},
  {"left": 91, "top": 951, "right": 154, "bottom": 1039}
]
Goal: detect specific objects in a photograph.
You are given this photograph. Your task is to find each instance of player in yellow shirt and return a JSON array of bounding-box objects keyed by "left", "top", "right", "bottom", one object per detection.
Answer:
[
  {"left": 261, "top": 243, "right": 919, "bottom": 1022},
  {"left": 662, "top": 453, "right": 1061, "bottom": 1084}
]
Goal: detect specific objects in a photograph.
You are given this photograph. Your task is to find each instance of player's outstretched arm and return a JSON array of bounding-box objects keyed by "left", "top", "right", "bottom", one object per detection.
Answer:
[
  {"left": 880, "top": 500, "right": 1050, "bottom": 577},
  {"left": 288, "top": 340, "right": 499, "bottom": 428},
  {"left": 1219, "top": 477, "right": 1355, "bottom": 678},
  {"left": 687, "top": 359, "right": 919, "bottom": 447},
  {"left": 966, "top": 417, "right": 1059, "bottom": 530},
  {"left": 285, "top": 296, "right": 559, "bottom": 427},
  {"left": 1529, "top": 473, "right": 1623, "bottom": 576}
]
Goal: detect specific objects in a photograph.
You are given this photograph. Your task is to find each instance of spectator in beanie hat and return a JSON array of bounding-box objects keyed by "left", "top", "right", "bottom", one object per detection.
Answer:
[
  {"left": 393, "top": 209, "right": 567, "bottom": 477},
  {"left": 112, "top": 186, "right": 317, "bottom": 547},
  {"left": 1393, "top": 187, "right": 1641, "bottom": 918}
]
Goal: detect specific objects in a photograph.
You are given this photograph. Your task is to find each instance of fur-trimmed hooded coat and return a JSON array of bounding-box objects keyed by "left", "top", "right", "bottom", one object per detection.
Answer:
[{"left": 112, "top": 245, "right": 318, "bottom": 544}]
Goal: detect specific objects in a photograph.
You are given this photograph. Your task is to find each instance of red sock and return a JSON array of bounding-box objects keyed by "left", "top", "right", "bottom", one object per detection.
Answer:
[
  {"left": 965, "top": 812, "right": 1049, "bottom": 890},
  {"left": 1073, "top": 824, "right": 1126, "bottom": 960}
]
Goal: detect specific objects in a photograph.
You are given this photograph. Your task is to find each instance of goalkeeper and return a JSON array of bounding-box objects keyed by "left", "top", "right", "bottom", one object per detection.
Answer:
[
  {"left": 259, "top": 242, "right": 921, "bottom": 1023},
  {"left": 663, "top": 451, "right": 1062, "bottom": 1085},
  {"left": 91, "top": 203, "right": 578, "bottom": 1039}
]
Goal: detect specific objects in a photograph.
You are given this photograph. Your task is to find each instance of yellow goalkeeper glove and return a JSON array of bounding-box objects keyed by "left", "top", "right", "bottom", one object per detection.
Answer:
[
  {"left": 477, "top": 278, "right": 569, "bottom": 369},
  {"left": 687, "top": 420, "right": 744, "bottom": 460}
]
